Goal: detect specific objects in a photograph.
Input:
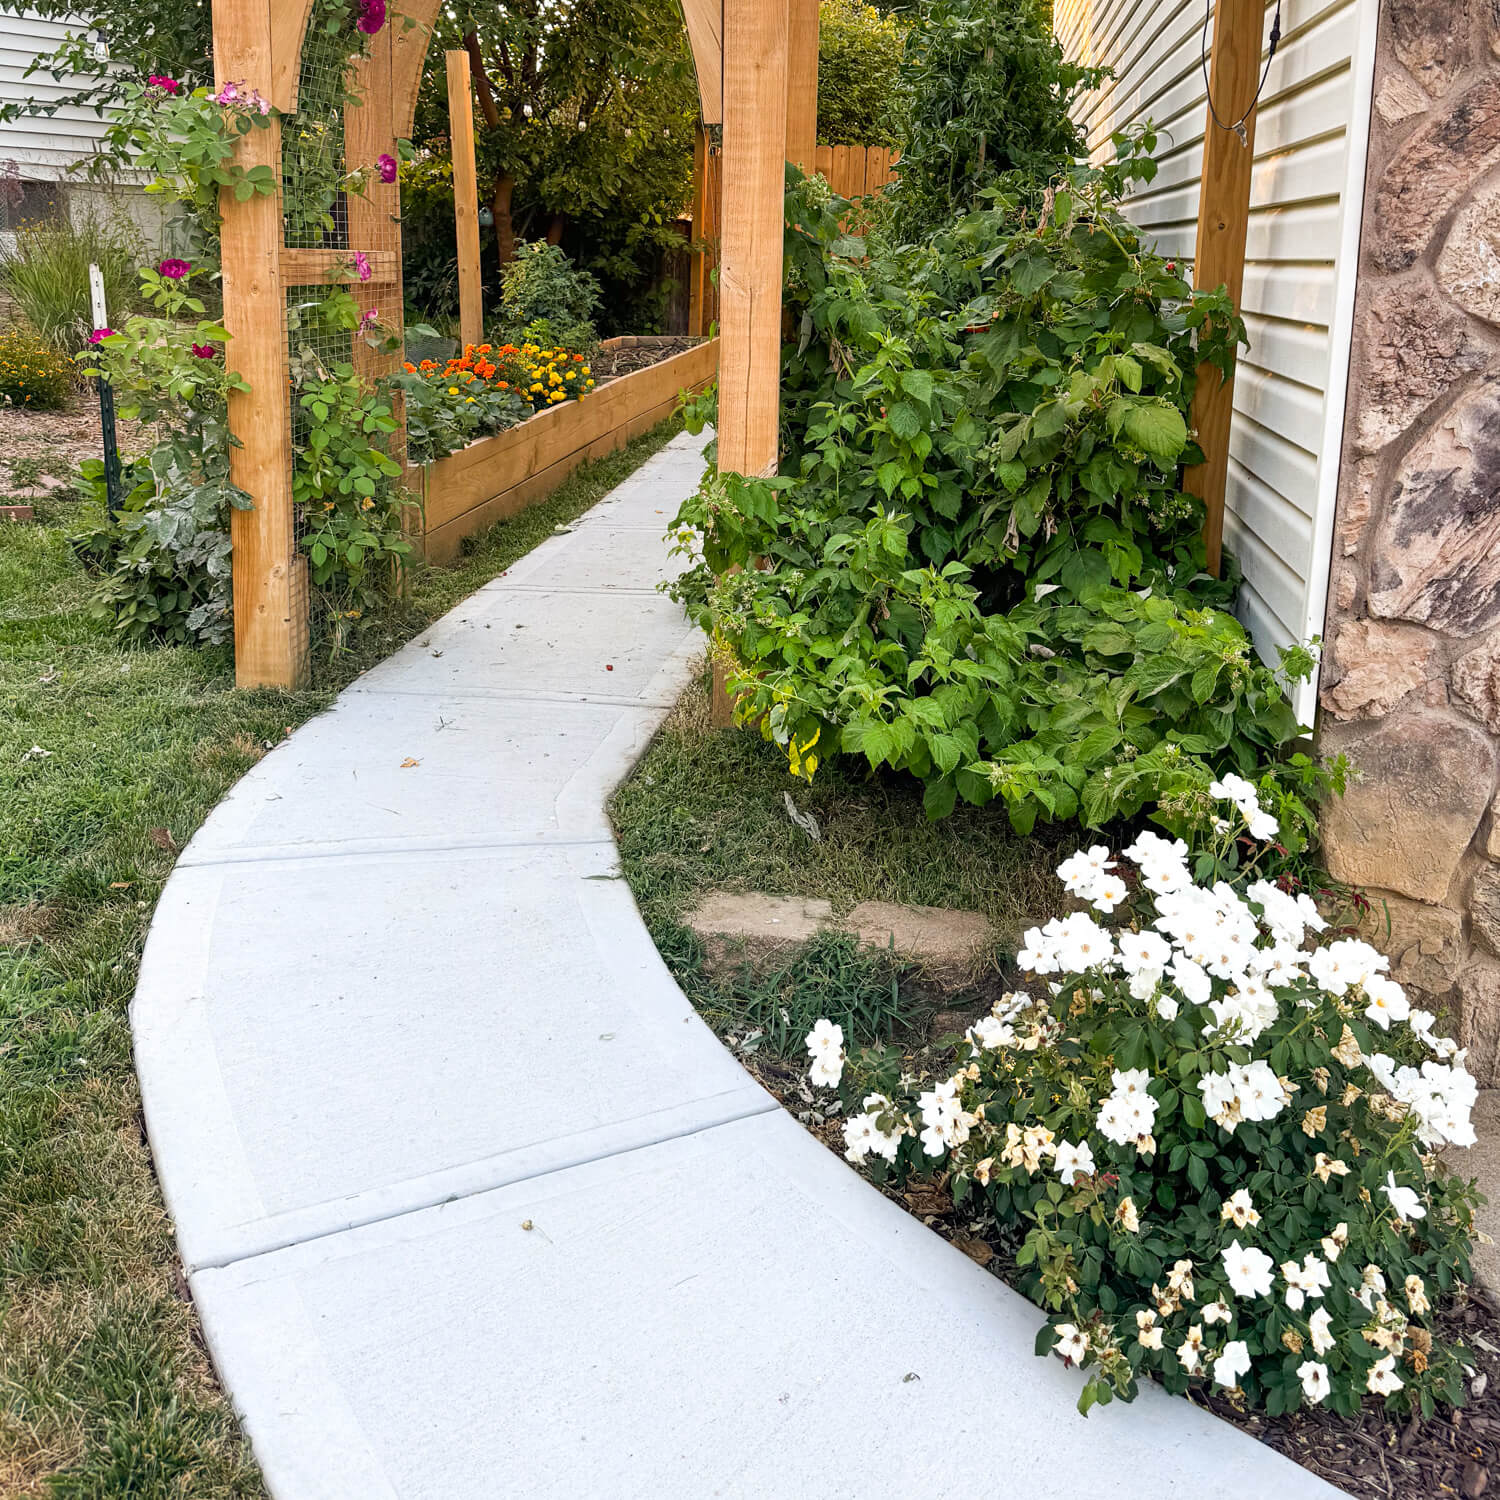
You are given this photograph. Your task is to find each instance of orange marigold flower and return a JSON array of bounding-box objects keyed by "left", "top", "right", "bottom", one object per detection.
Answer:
[{"left": 403, "top": 361, "right": 417, "bottom": 373}]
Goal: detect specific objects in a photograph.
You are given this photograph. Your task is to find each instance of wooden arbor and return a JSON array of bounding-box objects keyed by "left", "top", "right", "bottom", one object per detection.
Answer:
[
  {"left": 217, "top": 0, "right": 812, "bottom": 689},
  {"left": 215, "top": 0, "right": 440, "bottom": 688}
]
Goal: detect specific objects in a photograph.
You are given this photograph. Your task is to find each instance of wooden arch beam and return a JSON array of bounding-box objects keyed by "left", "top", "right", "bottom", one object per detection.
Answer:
[{"left": 680, "top": 0, "right": 723, "bottom": 125}]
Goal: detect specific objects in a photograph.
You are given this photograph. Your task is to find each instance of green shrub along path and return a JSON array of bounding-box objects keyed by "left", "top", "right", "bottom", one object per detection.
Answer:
[{"left": 0, "top": 416, "right": 683, "bottom": 1498}]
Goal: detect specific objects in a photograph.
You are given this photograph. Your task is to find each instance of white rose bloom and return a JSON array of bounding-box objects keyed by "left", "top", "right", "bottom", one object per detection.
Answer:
[
  {"left": 1119, "top": 930, "right": 1173, "bottom": 974},
  {"left": 809, "top": 1053, "right": 844, "bottom": 1088},
  {"left": 1362, "top": 974, "right": 1411, "bottom": 1031},
  {"left": 1247, "top": 808, "right": 1280, "bottom": 842},
  {"left": 1090, "top": 874, "right": 1129, "bottom": 914},
  {"left": 1298, "top": 1360, "right": 1331, "bottom": 1404},
  {"left": 1154, "top": 994, "right": 1180, "bottom": 1021},
  {"left": 1213, "top": 1339, "right": 1252, "bottom": 1389},
  {"left": 1054, "top": 1323, "right": 1089, "bottom": 1363},
  {"left": 1381, "top": 1171, "right": 1426, "bottom": 1222},
  {"left": 1220, "top": 1189, "right": 1259, "bottom": 1228},
  {"left": 1367, "top": 1354, "right": 1404, "bottom": 1396},
  {"left": 1053, "top": 1139, "right": 1096, "bottom": 1185},
  {"left": 1169, "top": 953, "right": 1212, "bottom": 1006},
  {"left": 1129, "top": 969, "right": 1163, "bottom": 1001},
  {"left": 1222, "top": 1240, "right": 1275, "bottom": 1300},
  {"left": 1308, "top": 1305, "right": 1335, "bottom": 1355},
  {"left": 1202, "top": 1299, "right": 1232, "bottom": 1325},
  {"left": 967, "top": 1014, "right": 1016, "bottom": 1052}
]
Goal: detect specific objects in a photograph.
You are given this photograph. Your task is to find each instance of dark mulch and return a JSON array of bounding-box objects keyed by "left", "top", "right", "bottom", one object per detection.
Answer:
[
  {"left": 732, "top": 1010, "right": 1500, "bottom": 1500},
  {"left": 592, "top": 336, "right": 702, "bottom": 384}
]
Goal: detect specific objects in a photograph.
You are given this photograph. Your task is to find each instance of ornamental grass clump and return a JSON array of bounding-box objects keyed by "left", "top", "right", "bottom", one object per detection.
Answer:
[{"left": 806, "top": 781, "right": 1483, "bottom": 1420}]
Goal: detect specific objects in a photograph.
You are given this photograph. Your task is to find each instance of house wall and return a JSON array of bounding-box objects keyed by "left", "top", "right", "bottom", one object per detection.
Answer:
[
  {"left": 0, "top": 10, "right": 113, "bottom": 176},
  {"left": 0, "top": 10, "right": 166, "bottom": 256},
  {"left": 1317, "top": 0, "right": 1500, "bottom": 1082},
  {"left": 1052, "top": 0, "right": 1378, "bottom": 719}
]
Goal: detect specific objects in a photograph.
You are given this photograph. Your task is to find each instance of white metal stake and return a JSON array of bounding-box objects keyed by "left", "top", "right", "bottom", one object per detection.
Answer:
[{"left": 88, "top": 262, "right": 124, "bottom": 514}]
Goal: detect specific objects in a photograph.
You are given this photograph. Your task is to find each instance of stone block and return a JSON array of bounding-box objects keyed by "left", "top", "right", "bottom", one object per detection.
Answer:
[
  {"left": 1437, "top": 185, "right": 1500, "bottom": 325},
  {"left": 1461, "top": 958, "right": 1500, "bottom": 1086},
  {"left": 1369, "top": 373, "right": 1500, "bottom": 636},
  {"left": 1376, "top": 72, "right": 1432, "bottom": 126},
  {"left": 1472, "top": 864, "right": 1500, "bottom": 956},
  {"left": 1357, "top": 891, "right": 1465, "bottom": 993},
  {"left": 1390, "top": 0, "right": 1470, "bottom": 97},
  {"left": 1354, "top": 284, "right": 1489, "bottom": 453},
  {"left": 1323, "top": 618, "right": 1435, "bottom": 720},
  {"left": 1319, "top": 709, "right": 1496, "bottom": 902},
  {"left": 1453, "top": 630, "right": 1500, "bottom": 733},
  {"left": 1371, "top": 79, "right": 1500, "bottom": 273}
]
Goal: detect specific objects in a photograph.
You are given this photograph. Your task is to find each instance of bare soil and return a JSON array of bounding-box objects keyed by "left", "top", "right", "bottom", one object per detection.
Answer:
[{"left": 592, "top": 336, "right": 702, "bottom": 385}]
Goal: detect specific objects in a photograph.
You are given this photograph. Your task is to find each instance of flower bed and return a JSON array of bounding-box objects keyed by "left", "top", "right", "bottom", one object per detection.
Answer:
[
  {"left": 804, "top": 781, "right": 1484, "bottom": 1433},
  {"left": 416, "top": 336, "right": 716, "bottom": 564}
]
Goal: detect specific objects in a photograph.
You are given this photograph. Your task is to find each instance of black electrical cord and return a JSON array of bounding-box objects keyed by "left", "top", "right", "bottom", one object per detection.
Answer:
[{"left": 1201, "top": 0, "right": 1282, "bottom": 143}]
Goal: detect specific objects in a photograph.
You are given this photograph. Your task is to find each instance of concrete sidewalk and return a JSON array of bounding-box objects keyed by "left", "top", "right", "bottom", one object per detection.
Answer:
[{"left": 133, "top": 430, "right": 1337, "bottom": 1499}]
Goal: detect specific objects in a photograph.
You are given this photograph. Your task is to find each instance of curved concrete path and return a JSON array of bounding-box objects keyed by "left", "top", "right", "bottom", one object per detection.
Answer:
[{"left": 135, "top": 430, "right": 1336, "bottom": 1499}]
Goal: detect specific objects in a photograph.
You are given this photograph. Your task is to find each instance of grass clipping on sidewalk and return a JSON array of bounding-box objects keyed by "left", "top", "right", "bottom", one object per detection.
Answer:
[{"left": 0, "top": 417, "right": 684, "bottom": 1498}]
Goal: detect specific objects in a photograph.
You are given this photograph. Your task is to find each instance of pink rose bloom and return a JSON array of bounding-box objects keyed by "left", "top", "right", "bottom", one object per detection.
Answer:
[
  {"left": 89, "top": 328, "right": 114, "bottom": 344},
  {"left": 357, "top": 0, "right": 386, "bottom": 33},
  {"left": 158, "top": 258, "right": 191, "bottom": 280},
  {"left": 215, "top": 80, "right": 240, "bottom": 105},
  {"left": 377, "top": 153, "right": 398, "bottom": 184},
  {"left": 147, "top": 75, "right": 181, "bottom": 94},
  {"left": 359, "top": 308, "right": 379, "bottom": 329},
  {"left": 191, "top": 343, "right": 217, "bottom": 359},
  {"left": 353, "top": 250, "right": 372, "bottom": 282}
]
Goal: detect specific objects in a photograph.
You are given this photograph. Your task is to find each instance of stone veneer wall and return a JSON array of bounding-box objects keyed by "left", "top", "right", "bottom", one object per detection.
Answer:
[{"left": 1318, "top": 0, "right": 1500, "bottom": 1083}]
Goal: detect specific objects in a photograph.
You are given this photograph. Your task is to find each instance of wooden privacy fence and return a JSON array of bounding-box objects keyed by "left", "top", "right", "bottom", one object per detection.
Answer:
[{"left": 814, "top": 144, "right": 901, "bottom": 200}]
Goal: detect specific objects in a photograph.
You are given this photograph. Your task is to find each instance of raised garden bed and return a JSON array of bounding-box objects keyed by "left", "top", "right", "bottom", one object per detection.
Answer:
[{"left": 416, "top": 337, "right": 715, "bottom": 565}]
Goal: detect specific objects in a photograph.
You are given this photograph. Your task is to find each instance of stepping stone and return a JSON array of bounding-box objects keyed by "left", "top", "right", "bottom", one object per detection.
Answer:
[
  {"left": 846, "top": 900, "right": 992, "bottom": 977},
  {"left": 685, "top": 892, "right": 835, "bottom": 965}
]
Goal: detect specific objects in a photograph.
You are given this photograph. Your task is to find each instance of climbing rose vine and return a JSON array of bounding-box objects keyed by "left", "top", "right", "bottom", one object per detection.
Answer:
[{"left": 807, "top": 783, "right": 1483, "bottom": 1419}]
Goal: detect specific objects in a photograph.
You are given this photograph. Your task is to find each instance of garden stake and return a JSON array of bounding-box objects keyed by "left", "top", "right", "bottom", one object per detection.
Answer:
[{"left": 89, "top": 262, "right": 124, "bottom": 516}]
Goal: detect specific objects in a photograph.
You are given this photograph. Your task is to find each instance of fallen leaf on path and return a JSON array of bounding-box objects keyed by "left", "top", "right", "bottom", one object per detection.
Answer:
[{"left": 400, "top": 757, "right": 420, "bottom": 768}]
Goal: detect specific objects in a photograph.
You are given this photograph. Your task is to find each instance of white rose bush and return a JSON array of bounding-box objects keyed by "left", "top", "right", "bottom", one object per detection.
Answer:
[{"left": 806, "top": 780, "right": 1485, "bottom": 1419}]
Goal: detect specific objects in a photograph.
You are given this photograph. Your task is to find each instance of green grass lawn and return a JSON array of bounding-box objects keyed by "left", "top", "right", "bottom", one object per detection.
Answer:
[
  {"left": 0, "top": 415, "right": 684, "bottom": 1498},
  {"left": 610, "top": 681, "right": 1073, "bottom": 1058}
]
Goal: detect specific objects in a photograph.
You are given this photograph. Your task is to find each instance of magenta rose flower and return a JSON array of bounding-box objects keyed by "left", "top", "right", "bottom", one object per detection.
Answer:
[
  {"left": 191, "top": 343, "right": 217, "bottom": 359},
  {"left": 89, "top": 328, "right": 114, "bottom": 344},
  {"left": 357, "top": 0, "right": 386, "bottom": 33},
  {"left": 377, "top": 153, "right": 398, "bottom": 184},
  {"left": 353, "top": 250, "right": 372, "bottom": 282},
  {"left": 158, "top": 258, "right": 191, "bottom": 280},
  {"left": 215, "top": 80, "right": 240, "bottom": 105},
  {"left": 147, "top": 75, "right": 181, "bottom": 94}
]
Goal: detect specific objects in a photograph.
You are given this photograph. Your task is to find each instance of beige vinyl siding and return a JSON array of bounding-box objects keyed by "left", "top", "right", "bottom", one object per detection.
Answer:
[
  {"left": 0, "top": 10, "right": 113, "bottom": 174},
  {"left": 1053, "top": 0, "right": 1378, "bottom": 717}
]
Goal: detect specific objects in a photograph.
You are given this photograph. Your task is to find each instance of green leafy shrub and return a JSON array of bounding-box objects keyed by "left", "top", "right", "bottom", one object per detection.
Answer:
[
  {"left": 71, "top": 262, "right": 251, "bottom": 644},
  {"left": 0, "top": 327, "right": 74, "bottom": 409},
  {"left": 817, "top": 0, "right": 910, "bottom": 149},
  {"left": 808, "top": 787, "right": 1483, "bottom": 1419},
  {"left": 70, "top": 454, "right": 241, "bottom": 645},
  {"left": 496, "top": 241, "right": 601, "bottom": 355},
  {"left": 0, "top": 211, "right": 141, "bottom": 352},
  {"left": 671, "top": 150, "right": 1325, "bottom": 842},
  {"left": 887, "top": 0, "right": 1107, "bottom": 239}
]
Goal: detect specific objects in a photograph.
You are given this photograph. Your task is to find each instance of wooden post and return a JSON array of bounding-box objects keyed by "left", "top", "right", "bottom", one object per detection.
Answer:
[
  {"left": 718, "top": 0, "right": 789, "bottom": 480},
  {"left": 1183, "top": 0, "right": 1263, "bottom": 577},
  {"left": 689, "top": 125, "right": 708, "bottom": 337},
  {"left": 346, "top": 24, "right": 399, "bottom": 385},
  {"left": 446, "top": 49, "right": 483, "bottom": 349},
  {"left": 785, "top": 0, "right": 819, "bottom": 175},
  {"left": 216, "top": 0, "right": 306, "bottom": 690}
]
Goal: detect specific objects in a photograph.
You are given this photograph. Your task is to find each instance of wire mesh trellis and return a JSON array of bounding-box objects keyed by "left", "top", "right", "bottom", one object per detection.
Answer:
[{"left": 280, "top": 0, "right": 408, "bottom": 554}]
